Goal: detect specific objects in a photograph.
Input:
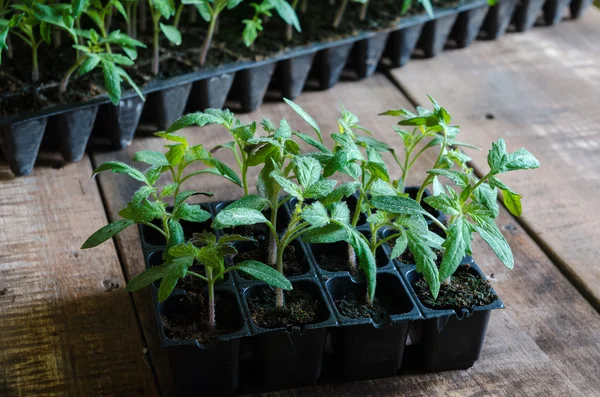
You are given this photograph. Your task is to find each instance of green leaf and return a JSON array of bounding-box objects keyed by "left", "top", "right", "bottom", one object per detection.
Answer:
[
  {"left": 176, "top": 204, "right": 211, "bottom": 223},
  {"left": 78, "top": 55, "right": 101, "bottom": 76},
  {"left": 132, "top": 185, "right": 156, "bottom": 202},
  {"left": 92, "top": 161, "right": 147, "bottom": 183},
  {"left": 389, "top": 232, "right": 408, "bottom": 260},
  {"left": 283, "top": 98, "right": 323, "bottom": 143},
  {"left": 301, "top": 202, "right": 329, "bottom": 228},
  {"left": 247, "top": 144, "right": 278, "bottom": 167},
  {"left": 158, "top": 273, "right": 179, "bottom": 302},
  {"left": 293, "top": 156, "right": 321, "bottom": 189},
  {"left": 212, "top": 208, "right": 270, "bottom": 229},
  {"left": 268, "top": 0, "right": 301, "bottom": 31},
  {"left": 331, "top": 202, "right": 351, "bottom": 224},
  {"left": 270, "top": 170, "right": 302, "bottom": 199},
  {"left": 153, "top": 0, "right": 176, "bottom": 18},
  {"left": 81, "top": 219, "right": 134, "bottom": 248},
  {"left": 488, "top": 139, "right": 540, "bottom": 174},
  {"left": 345, "top": 227, "right": 376, "bottom": 302},
  {"left": 472, "top": 182, "right": 499, "bottom": 217},
  {"left": 293, "top": 132, "right": 329, "bottom": 153},
  {"left": 432, "top": 176, "right": 444, "bottom": 196},
  {"left": 101, "top": 59, "right": 121, "bottom": 105},
  {"left": 371, "top": 195, "right": 425, "bottom": 216},
  {"left": 366, "top": 146, "right": 389, "bottom": 182},
  {"left": 125, "top": 262, "right": 172, "bottom": 292},
  {"left": 225, "top": 195, "right": 270, "bottom": 212},
  {"left": 370, "top": 179, "right": 398, "bottom": 197},
  {"left": 473, "top": 216, "right": 514, "bottom": 269},
  {"left": 439, "top": 217, "right": 470, "bottom": 281},
  {"left": 167, "top": 242, "right": 199, "bottom": 258},
  {"left": 423, "top": 193, "right": 461, "bottom": 216},
  {"left": 303, "top": 223, "right": 348, "bottom": 244},
  {"left": 503, "top": 190, "right": 523, "bottom": 216},
  {"left": 304, "top": 178, "right": 337, "bottom": 200},
  {"left": 155, "top": 131, "right": 188, "bottom": 146},
  {"left": 133, "top": 150, "right": 170, "bottom": 166},
  {"left": 427, "top": 168, "right": 469, "bottom": 188},
  {"left": 203, "top": 158, "right": 243, "bottom": 187},
  {"left": 165, "top": 219, "right": 185, "bottom": 253},
  {"left": 234, "top": 260, "right": 292, "bottom": 290},
  {"left": 119, "top": 199, "right": 164, "bottom": 223},
  {"left": 160, "top": 183, "right": 178, "bottom": 197},
  {"left": 159, "top": 23, "right": 181, "bottom": 45},
  {"left": 406, "top": 230, "right": 440, "bottom": 299},
  {"left": 165, "top": 144, "right": 185, "bottom": 166}
]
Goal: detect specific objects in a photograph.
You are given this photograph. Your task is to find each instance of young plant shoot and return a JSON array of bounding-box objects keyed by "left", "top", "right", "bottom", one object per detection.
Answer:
[
  {"left": 374, "top": 97, "right": 540, "bottom": 298},
  {"left": 126, "top": 231, "right": 291, "bottom": 329},
  {"left": 146, "top": 0, "right": 182, "bottom": 75}
]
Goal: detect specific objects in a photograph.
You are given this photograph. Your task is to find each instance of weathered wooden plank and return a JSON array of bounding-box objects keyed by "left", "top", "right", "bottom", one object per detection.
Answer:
[
  {"left": 93, "top": 73, "right": 600, "bottom": 396},
  {"left": 0, "top": 154, "right": 158, "bottom": 396},
  {"left": 388, "top": 9, "right": 600, "bottom": 310}
]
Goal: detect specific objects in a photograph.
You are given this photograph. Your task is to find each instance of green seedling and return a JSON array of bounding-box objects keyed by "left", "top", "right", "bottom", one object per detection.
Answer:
[
  {"left": 60, "top": 28, "right": 145, "bottom": 104},
  {"left": 126, "top": 231, "right": 291, "bottom": 329},
  {"left": 375, "top": 97, "right": 540, "bottom": 298},
  {"left": 81, "top": 125, "right": 243, "bottom": 253}
]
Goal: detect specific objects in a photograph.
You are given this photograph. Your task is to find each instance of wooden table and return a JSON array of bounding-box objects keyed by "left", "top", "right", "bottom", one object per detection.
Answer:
[{"left": 2, "top": 8, "right": 600, "bottom": 397}]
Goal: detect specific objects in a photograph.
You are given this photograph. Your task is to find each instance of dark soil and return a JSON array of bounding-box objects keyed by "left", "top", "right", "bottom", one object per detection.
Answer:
[
  {"left": 162, "top": 292, "right": 241, "bottom": 344},
  {"left": 336, "top": 293, "right": 392, "bottom": 325},
  {"left": 0, "top": 0, "right": 464, "bottom": 116},
  {"left": 248, "top": 288, "right": 320, "bottom": 329},
  {"left": 234, "top": 243, "right": 306, "bottom": 278},
  {"left": 414, "top": 265, "right": 497, "bottom": 311},
  {"left": 226, "top": 222, "right": 269, "bottom": 243},
  {"left": 317, "top": 248, "right": 351, "bottom": 274}
]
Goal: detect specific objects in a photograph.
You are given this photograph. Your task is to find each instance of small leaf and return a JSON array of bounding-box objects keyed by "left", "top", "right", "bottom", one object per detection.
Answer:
[
  {"left": 503, "top": 190, "right": 523, "bottom": 216},
  {"left": 176, "top": 204, "right": 211, "bottom": 223},
  {"left": 234, "top": 260, "right": 292, "bottom": 290},
  {"left": 133, "top": 150, "right": 170, "bottom": 166},
  {"left": 293, "top": 156, "right": 321, "bottom": 189},
  {"left": 390, "top": 232, "right": 408, "bottom": 260},
  {"left": 270, "top": 170, "right": 303, "bottom": 199},
  {"left": 473, "top": 216, "right": 514, "bottom": 269},
  {"left": 301, "top": 202, "right": 330, "bottom": 228},
  {"left": 92, "top": 161, "right": 147, "bottom": 183},
  {"left": 423, "top": 193, "right": 461, "bottom": 216},
  {"left": 224, "top": 195, "right": 270, "bottom": 212},
  {"left": 304, "top": 178, "right": 337, "bottom": 200},
  {"left": 212, "top": 208, "right": 270, "bottom": 229},
  {"left": 81, "top": 219, "right": 134, "bottom": 248},
  {"left": 283, "top": 98, "right": 323, "bottom": 143},
  {"left": 371, "top": 195, "right": 425, "bottom": 216},
  {"left": 158, "top": 273, "right": 179, "bottom": 302},
  {"left": 293, "top": 132, "right": 329, "bottom": 153},
  {"left": 160, "top": 183, "right": 178, "bottom": 197},
  {"left": 125, "top": 262, "right": 172, "bottom": 292},
  {"left": 159, "top": 23, "right": 182, "bottom": 45},
  {"left": 439, "top": 217, "right": 470, "bottom": 281}
]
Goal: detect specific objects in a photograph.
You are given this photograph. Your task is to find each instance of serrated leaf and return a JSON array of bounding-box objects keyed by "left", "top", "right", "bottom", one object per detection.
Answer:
[
  {"left": 390, "top": 232, "right": 408, "bottom": 260},
  {"left": 423, "top": 193, "right": 461, "bottom": 216},
  {"left": 155, "top": 131, "right": 188, "bottom": 146},
  {"left": 293, "top": 156, "right": 321, "bottom": 189},
  {"left": 371, "top": 195, "right": 425, "bottom": 216},
  {"left": 132, "top": 185, "right": 156, "bottom": 202},
  {"left": 439, "top": 217, "right": 470, "bottom": 281},
  {"left": 301, "top": 202, "right": 329, "bottom": 228},
  {"left": 427, "top": 168, "right": 469, "bottom": 188},
  {"left": 232, "top": 260, "right": 291, "bottom": 289},
  {"left": 473, "top": 216, "right": 513, "bottom": 269},
  {"left": 283, "top": 98, "right": 323, "bottom": 143},
  {"left": 92, "top": 161, "right": 147, "bottom": 183},
  {"left": 406, "top": 230, "right": 440, "bottom": 299},
  {"left": 293, "top": 132, "right": 329, "bottom": 153},
  {"left": 472, "top": 182, "right": 499, "bottom": 217},
  {"left": 270, "top": 170, "right": 302, "bottom": 199},
  {"left": 432, "top": 176, "right": 444, "bottom": 196},
  {"left": 176, "top": 204, "right": 211, "bottom": 223},
  {"left": 304, "top": 178, "right": 336, "bottom": 200},
  {"left": 81, "top": 219, "right": 134, "bottom": 248},
  {"left": 370, "top": 179, "right": 399, "bottom": 197},
  {"left": 366, "top": 146, "right": 389, "bottom": 182},
  {"left": 321, "top": 182, "right": 360, "bottom": 206},
  {"left": 160, "top": 183, "right": 178, "bottom": 197},
  {"left": 330, "top": 202, "right": 351, "bottom": 224},
  {"left": 167, "top": 242, "right": 199, "bottom": 258},
  {"left": 212, "top": 208, "right": 269, "bottom": 229},
  {"left": 224, "top": 195, "right": 270, "bottom": 212},
  {"left": 158, "top": 273, "right": 179, "bottom": 302},
  {"left": 503, "top": 190, "right": 523, "bottom": 216},
  {"left": 125, "top": 258, "right": 189, "bottom": 293},
  {"left": 133, "top": 150, "right": 170, "bottom": 166}
]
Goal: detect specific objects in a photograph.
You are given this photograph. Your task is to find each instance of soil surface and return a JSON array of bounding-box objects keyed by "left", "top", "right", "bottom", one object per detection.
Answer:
[
  {"left": 162, "top": 291, "right": 241, "bottom": 343},
  {"left": 414, "top": 265, "right": 497, "bottom": 311},
  {"left": 1, "top": 0, "right": 464, "bottom": 116},
  {"left": 336, "top": 293, "right": 393, "bottom": 324},
  {"left": 248, "top": 287, "right": 320, "bottom": 329}
]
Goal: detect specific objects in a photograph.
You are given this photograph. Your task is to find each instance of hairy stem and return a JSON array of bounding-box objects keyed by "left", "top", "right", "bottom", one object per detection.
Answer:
[
  {"left": 286, "top": 0, "right": 299, "bottom": 41},
  {"left": 207, "top": 275, "right": 216, "bottom": 330},
  {"left": 199, "top": 14, "right": 218, "bottom": 67},
  {"left": 347, "top": 244, "right": 357, "bottom": 272},
  {"left": 416, "top": 130, "right": 448, "bottom": 203},
  {"left": 60, "top": 58, "right": 83, "bottom": 94},
  {"left": 275, "top": 236, "right": 285, "bottom": 308},
  {"left": 31, "top": 43, "right": 39, "bottom": 83},
  {"left": 359, "top": 0, "right": 369, "bottom": 20},
  {"left": 333, "top": 0, "right": 349, "bottom": 28},
  {"left": 174, "top": 3, "right": 184, "bottom": 28}
]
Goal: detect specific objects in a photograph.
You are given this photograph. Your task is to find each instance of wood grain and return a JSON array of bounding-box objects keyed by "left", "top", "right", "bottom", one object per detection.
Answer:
[
  {"left": 388, "top": 9, "right": 600, "bottom": 309},
  {"left": 0, "top": 154, "right": 158, "bottom": 396},
  {"left": 93, "top": 74, "right": 600, "bottom": 396}
]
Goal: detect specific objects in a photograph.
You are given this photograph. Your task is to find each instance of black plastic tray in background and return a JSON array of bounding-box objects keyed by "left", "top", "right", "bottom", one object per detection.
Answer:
[{"left": 0, "top": 0, "right": 531, "bottom": 177}]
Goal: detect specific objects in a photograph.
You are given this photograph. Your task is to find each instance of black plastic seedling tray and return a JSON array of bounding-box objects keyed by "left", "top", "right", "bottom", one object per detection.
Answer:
[
  {"left": 3, "top": 0, "right": 589, "bottom": 177},
  {"left": 136, "top": 193, "right": 506, "bottom": 395}
]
